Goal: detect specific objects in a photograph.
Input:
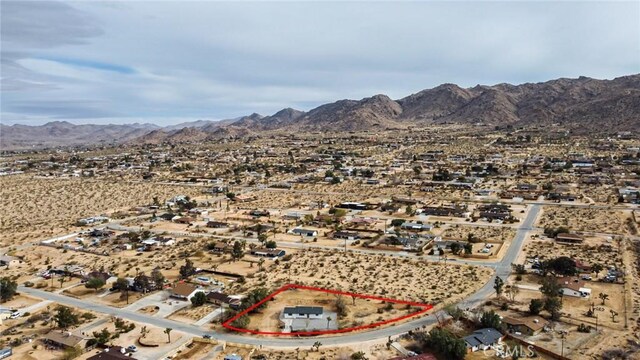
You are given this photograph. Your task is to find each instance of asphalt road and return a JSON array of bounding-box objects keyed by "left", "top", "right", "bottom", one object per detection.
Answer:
[{"left": 17, "top": 205, "right": 541, "bottom": 347}]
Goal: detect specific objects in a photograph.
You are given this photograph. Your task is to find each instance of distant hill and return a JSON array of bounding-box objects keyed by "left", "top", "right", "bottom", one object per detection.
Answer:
[
  {"left": 2, "top": 74, "right": 638, "bottom": 149},
  {"left": 0, "top": 121, "right": 161, "bottom": 150}
]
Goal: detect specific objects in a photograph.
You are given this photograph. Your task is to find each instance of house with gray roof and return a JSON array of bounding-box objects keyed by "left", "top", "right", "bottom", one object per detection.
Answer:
[{"left": 463, "top": 328, "right": 504, "bottom": 352}]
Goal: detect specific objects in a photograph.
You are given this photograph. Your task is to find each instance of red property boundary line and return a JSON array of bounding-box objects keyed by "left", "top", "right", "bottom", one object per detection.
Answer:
[{"left": 222, "top": 284, "right": 433, "bottom": 336}]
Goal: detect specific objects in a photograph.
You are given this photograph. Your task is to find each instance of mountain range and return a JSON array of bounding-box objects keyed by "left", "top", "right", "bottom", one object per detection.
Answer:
[{"left": 2, "top": 74, "right": 638, "bottom": 150}]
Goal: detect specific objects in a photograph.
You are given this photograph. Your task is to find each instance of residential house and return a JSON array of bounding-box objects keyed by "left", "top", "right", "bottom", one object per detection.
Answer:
[
  {"left": 87, "top": 346, "right": 137, "bottom": 360},
  {"left": 556, "top": 277, "right": 591, "bottom": 298},
  {"left": 42, "top": 330, "right": 89, "bottom": 350},
  {"left": 283, "top": 306, "right": 323, "bottom": 319},
  {"left": 502, "top": 316, "right": 548, "bottom": 336},
  {"left": 207, "top": 292, "right": 241, "bottom": 309},
  {"left": 400, "top": 222, "right": 433, "bottom": 231},
  {"left": 170, "top": 283, "right": 201, "bottom": 301},
  {"left": 463, "top": 328, "right": 504, "bottom": 352},
  {"left": 250, "top": 248, "right": 285, "bottom": 258},
  {"left": 555, "top": 233, "right": 584, "bottom": 244},
  {"left": 206, "top": 221, "right": 229, "bottom": 228},
  {"left": 289, "top": 228, "right": 318, "bottom": 237},
  {"left": 333, "top": 231, "right": 360, "bottom": 240}
]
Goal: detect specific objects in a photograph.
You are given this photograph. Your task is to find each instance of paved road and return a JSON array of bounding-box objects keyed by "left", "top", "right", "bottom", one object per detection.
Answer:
[{"left": 18, "top": 205, "right": 542, "bottom": 347}]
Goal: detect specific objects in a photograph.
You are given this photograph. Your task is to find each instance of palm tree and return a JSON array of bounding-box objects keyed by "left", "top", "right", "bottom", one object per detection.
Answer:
[
  {"left": 326, "top": 316, "right": 332, "bottom": 329},
  {"left": 164, "top": 328, "right": 172, "bottom": 343}
]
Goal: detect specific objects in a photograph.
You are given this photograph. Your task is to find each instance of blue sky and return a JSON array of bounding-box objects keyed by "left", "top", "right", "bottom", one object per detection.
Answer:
[{"left": 1, "top": 1, "right": 639, "bottom": 126}]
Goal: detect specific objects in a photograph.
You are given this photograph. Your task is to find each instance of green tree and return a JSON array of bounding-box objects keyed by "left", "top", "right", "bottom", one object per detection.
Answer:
[
  {"left": 54, "top": 305, "right": 80, "bottom": 330},
  {"left": 0, "top": 277, "right": 18, "bottom": 302},
  {"left": 539, "top": 276, "right": 561, "bottom": 298},
  {"left": 463, "top": 243, "right": 473, "bottom": 255},
  {"left": 494, "top": 276, "right": 505, "bottom": 297},
  {"left": 544, "top": 297, "right": 562, "bottom": 320},
  {"left": 265, "top": 240, "right": 277, "bottom": 249},
  {"left": 179, "top": 259, "right": 196, "bottom": 279},
  {"left": 92, "top": 328, "right": 112, "bottom": 345},
  {"left": 591, "top": 263, "right": 604, "bottom": 277},
  {"left": 480, "top": 310, "right": 502, "bottom": 329},
  {"left": 164, "top": 328, "right": 172, "bottom": 343},
  {"left": 312, "top": 341, "right": 322, "bottom": 351},
  {"left": 529, "top": 299, "right": 544, "bottom": 315},
  {"left": 191, "top": 291, "right": 207, "bottom": 307},
  {"left": 450, "top": 242, "right": 461, "bottom": 255},
  {"left": 85, "top": 277, "right": 106, "bottom": 293},
  {"left": 232, "top": 241, "right": 244, "bottom": 262},
  {"left": 151, "top": 268, "right": 165, "bottom": 289},
  {"left": 420, "top": 327, "right": 466, "bottom": 360},
  {"left": 231, "top": 314, "right": 250, "bottom": 329}
]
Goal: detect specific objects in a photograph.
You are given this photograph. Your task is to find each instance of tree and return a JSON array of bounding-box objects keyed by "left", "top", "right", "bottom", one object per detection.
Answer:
[
  {"left": 544, "top": 297, "right": 562, "bottom": 320},
  {"left": 179, "top": 259, "right": 196, "bottom": 279},
  {"left": 421, "top": 327, "right": 466, "bottom": 360},
  {"left": 312, "top": 341, "right": 322, "bottom": 351},
  {"left": 494, "top": 277, "right": 505, "bottom": 298},
  {"left": 240, "top": 288, "right": 270, "bottom": 312},
  {"left": 610, "top": 309, "right": 618, "bottom": 322},
  {"left": 506, "top": 285, "right": 520, "bottom": 302},
  {"left": 591, "top": 263, "right": 604, "bottom": 277},
  {"left": 529, "top": 299, "right": 544, "bottom": 315},
  {"left": 480, "top": 310, "right": 502, "bottom": 329},
  {"left": 140, "top": 326, "right": 149, "bottom": 339},
  {"left": 265, "top": 240, "right": 277, "bottom": 249},
  {"left": 54, "top": 305, "right": 80, "bottom": 330},
  {"left": 463, "top": 243, "right": 473, "bottom": 255},
  {"left": 85, "top": 277, "right": 106, "bottom": 293},
  {"left": 258, "top": 258, "right": 265, "bottom": 271},
  {"left": 115, "top": 277, "right": 130, "bottom": 303},
  {"left": 540, "top": 276, "right": 561, "bottom": 298},
  {"left": 450, "top": 242, "right": 461, "bottom": 255},
  {"left": 335, "top": 296, "right": 347, "bottom": 317},
  {"left": 0, "top": 277, "right": 18, "bottom": 302},
  {"left": 164, "top": 328, "right": 172, "bottom": 343},
  {"left": 134, "top": 273, "right": 151, "bottom": 293},
  {"left": 545, "top": 256, "right": 577, "bottom": 276},
  {"left": 599, "top": 293, "right": 609, "bottom": 305},
  {"left": 351, "top": 351, "right": 369, "bottom": 360},
  {"left": 92, "top": 328, "right": 111, "bottom": 345},
  {"left": 232, "top": 241, "right": 244, "bottom": 262},
  {"left": 151, "top": 268, "right": 165, "bottom": 289},
  {"left": 326, "top": 316, "right": 332, "bottom": 329},
  {"left": 231, "top": 314, "right": 250, "bottom": 329},
  {"left": 190, "top": 291, "right": 207, "bottom": 307},
  {"left": 258, "top": 233, "right": 268, "bottom": 244}
]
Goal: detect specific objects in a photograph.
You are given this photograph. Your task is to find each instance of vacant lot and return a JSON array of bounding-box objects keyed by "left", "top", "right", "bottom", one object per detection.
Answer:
[
  {"left": 0, "top": 176, "right": 202, "bottom": 247},
  {"left": 536, "top": 207, "right": 628, "bottom": 234},
  {"left": 233, "top": 249, "right": 492, "bottom": 306}
]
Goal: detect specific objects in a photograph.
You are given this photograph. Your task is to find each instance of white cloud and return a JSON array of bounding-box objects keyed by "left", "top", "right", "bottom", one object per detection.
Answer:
[{"left": 1, "top": 0, "right": 639, "bottom": 125}]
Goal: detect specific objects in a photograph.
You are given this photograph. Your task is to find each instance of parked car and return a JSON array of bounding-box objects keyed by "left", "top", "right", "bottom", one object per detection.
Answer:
[{"left": 127, "top": 345, "right": 138, "bottom": 352}]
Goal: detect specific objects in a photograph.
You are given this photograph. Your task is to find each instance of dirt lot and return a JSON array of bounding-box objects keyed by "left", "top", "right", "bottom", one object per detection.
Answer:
[
  {"left": 536, "top": 206, "right": 630, "bottom": 234},
  {"left": 0, "top": 175, "right": 203, "bottom": 247},
  {"left": 438, "top": 224, "right": 516, "bottom": 242},
  {"left": 233, "top": 249, "right": 493, "bottom": 306}
]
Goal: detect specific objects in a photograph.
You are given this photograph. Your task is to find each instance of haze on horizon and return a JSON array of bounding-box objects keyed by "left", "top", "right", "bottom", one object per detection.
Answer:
[{"left": 1, "top": 1, "right": 639, "bottom": 126}]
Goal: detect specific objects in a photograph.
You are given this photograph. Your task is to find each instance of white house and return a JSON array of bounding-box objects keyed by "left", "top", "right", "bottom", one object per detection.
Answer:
[
  {"left": 289, "top": 228, "right": 318, "bottom": 237},
  {"left": 556, "top": 278, "right": 591, "bottom": 298},
  {"left": 282, "top": 306, "right": 323, "bottom": 319}
]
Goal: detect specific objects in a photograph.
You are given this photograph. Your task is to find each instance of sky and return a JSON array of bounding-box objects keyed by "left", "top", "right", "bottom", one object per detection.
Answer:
[{"left": 1, "top": 1, "right": 639, "bottom": 126}]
